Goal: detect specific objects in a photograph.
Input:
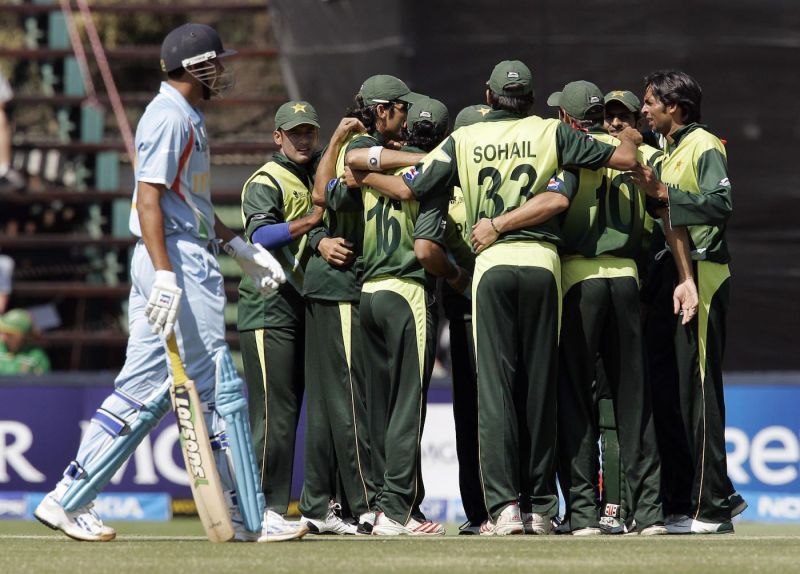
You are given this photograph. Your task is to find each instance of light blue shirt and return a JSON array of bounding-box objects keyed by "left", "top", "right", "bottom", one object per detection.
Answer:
[{"left": 129, "top": 82, "right": 215, "bottom": 240}]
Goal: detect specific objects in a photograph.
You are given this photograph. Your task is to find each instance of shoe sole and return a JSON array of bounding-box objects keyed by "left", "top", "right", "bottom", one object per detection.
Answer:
[
  {"left": 691, "top": 523, "right": 735, "bottom": 535},
  {"left": 372, "top": 526, "right": 444, "bottom": 536},
  {"left": 303, "top": 519, "right": 355, "bottom": 536},
  {"left": 730, "top": 500, "right": 748, "bottom": 518},
  {"left": 258, "top": 524, "right": 309, "bottom": 542},
  {"left": 34, "top": 508, "right": 115, "bottom": 542}
]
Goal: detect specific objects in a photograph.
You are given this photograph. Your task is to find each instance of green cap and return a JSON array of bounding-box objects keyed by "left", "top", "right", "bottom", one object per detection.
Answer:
[
  {"left": 359, "top": 75, "right": 423, "bottom": 106},
  {"left": 487, "top": 60, "right": 533, "bottom": 97},
  {"left": 274, "top": 101, "right": 320, "bottom": 131},
  {"left": 408, "top": 97, "right": 449, "bottom": 135},
  {"left": 547, "top": 80, "right": 604, "bottom": 120},
  {"left": 0, "top": 309, "right": 33, "bottom": 335},
  {"left": 604, "top": 90, "right": 641, "bottom": 112},
  {"left": 453, "top": 104, "right": 492, "bottom": 130}
]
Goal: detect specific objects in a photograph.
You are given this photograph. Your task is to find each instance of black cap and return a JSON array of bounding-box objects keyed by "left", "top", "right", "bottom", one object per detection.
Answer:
[{"left": 160, "top": 23, "right": 237, "bottom": 73}]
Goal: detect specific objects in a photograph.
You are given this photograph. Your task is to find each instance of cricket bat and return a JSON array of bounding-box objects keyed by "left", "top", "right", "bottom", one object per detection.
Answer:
[{"left": 166, "top": 334, "right": 235, "bottom": 543}]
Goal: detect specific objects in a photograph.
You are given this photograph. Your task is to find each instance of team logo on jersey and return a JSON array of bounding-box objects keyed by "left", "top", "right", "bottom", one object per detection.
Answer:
[
  {"left": 403, "top": 167, "right": 419, "bottom": 183},
  {"left": 326, "top": 177, "right": 339, "bottom": 192},
  {"left": 546, "top": 177, "right": 563, "bottom": 192},
  {"left": 719, "top": 177, "right": 730, "bottom": 186}
]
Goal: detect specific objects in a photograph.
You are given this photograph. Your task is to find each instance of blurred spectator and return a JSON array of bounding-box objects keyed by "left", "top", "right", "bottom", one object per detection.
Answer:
[
  {"left": 0, "top": 254, "right": 13, "bottom": 313},
  {"left": 0, "top": 308, "right": 50, "bottom": 375},
  {"left": 0, "top": 70, "right": 25, "bottom": 191}
]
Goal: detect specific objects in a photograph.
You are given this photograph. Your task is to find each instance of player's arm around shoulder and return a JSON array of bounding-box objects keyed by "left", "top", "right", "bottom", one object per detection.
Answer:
[{"left": 312, "top": 118, "right": 365, "bottom": 207}]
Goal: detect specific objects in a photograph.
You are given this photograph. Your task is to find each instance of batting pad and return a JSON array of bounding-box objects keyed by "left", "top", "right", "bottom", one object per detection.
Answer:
[
  {"left": 215, "top": 347, "right": 266, "bottom": 533},
  {"left": 60, "top": 383, "right": 172, "bottom": 512}
]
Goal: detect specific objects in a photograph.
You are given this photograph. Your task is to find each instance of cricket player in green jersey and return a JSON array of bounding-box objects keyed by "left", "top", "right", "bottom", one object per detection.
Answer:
[
  {"left": 349, "top": 60, "right": 642, "bottom": 536},
  {"left": 238, "top": 101, "right": 325, "bottom": 522},
  {"left": 633, "top": 70, "right": 735, "bottom": 535},
  {"left": 596, "top": 89, "right": 660, "bottom": 533},
  {"left": 543, "top": 81, "right": 693, "bottom": 537},
  {"left": 303, "top": 75, "right": 423, "bottom": 535},
  {"left": 345, "top": 97, "right": 455, "bottom": 536},
  {"left": 445, "top": 104, "right": 491, "bottom": 535}
]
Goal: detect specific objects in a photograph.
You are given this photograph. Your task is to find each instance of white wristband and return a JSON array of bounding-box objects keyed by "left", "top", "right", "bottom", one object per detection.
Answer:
[
  {"left": 367, "top": 146, "right": 383, "bottom": 171},
  {"left": 154, "top": 269, "right": 177, "bottom": 286}
]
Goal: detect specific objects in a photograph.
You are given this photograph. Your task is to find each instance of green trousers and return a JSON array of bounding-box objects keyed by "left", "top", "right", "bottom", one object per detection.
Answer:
[
  {"left": 557, "top": 263, "right": 663, "bottom": 530},
  {"left": 360, "top": 277, "right": 435, "bottom": 524},
  {"left": 473, "top": 242, "right": 560, "bottom": 521},
  {"left": 442, "top": 285, "right": 488, "bottom": 526},
  {"left": 646, "top": 256, "right": 732, "bottom": 523},
  {"left": 298, "top": 299, "right": 376, "bottom": 519},
  {"left": 240, "top": 324, "right": 305, "bottom": 514}
]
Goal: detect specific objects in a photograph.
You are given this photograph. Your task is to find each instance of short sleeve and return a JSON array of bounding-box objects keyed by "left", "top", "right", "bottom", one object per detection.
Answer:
[
  {"left": 407, "top": 137, "right": 460, "bottom": 200},
  {"left": 136, "top": 110, "right": 188, "bottom": 187},
  {"left": 556, "top": 123, "right": 616, "bottom": 170}
]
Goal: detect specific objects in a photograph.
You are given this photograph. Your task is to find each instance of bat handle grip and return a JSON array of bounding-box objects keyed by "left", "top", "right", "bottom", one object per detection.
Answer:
[{"left": 166, "top": 333, "right": 190, "bottom": 387}]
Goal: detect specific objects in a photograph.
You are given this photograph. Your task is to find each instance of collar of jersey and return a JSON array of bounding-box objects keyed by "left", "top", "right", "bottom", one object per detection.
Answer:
[
  {"left": 158, "top": 81, "right": 204, "bottom": 125},
  {"left": 483, "top": 109, "right": 524, "bottom": 122},
  {"left": 669, "top": 122, "right": 706, "bottom": 147},
  {"left": 271, "top": 151, "right": 314, "bottom": 184}
]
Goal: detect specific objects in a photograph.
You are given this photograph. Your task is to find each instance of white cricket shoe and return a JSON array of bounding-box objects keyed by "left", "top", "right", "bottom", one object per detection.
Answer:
[
  {"left": 640, "top": 524, "right": 668, "bottom": 536},
  {"left": 372, "top": 512, "right": 445, "bottom": 536},
  {"left": 303, "top": 505, "right": 357, "bottom": 535},
  {"left": 480, "top": 503, "right": 524, "bottom": 536},
  {"left": 521, "top": 510, "right": 551, "bottom": 535},
  {"left": 257, "top": 510, "right": 308, "bottom": 542},
  {"left": 665, "top": 514, "right": 692, "bottom": 534},
  {"left": 34, "top": 490, "right": 116, "bottom": 542},
  {"left": 690, "top": 519, "right": 734, "bottom": 535},
  {"left": 572, "top": 527, "right": 603, "bottom": 536},
  {"left": 228, "top": 504, "right": 259, "bottom": 542},
  {"left": 458, "top": 520, "right": 482, "bottom": 535},
  {"left": 599, "top": 516, "right": 625, "bottom": 534},
  {"left": 356, "top": 511, "right": 376, "bottom": 535}
]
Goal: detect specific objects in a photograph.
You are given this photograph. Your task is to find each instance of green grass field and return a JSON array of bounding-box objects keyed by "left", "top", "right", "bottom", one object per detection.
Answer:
[{"left": 1, "top": 519, "right": 799, "bottom": 574}]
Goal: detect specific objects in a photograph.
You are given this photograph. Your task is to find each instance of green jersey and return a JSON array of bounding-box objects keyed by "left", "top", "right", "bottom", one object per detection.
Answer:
[
  {"left": 362, "top": 147, "right": 448, "bottom": 283},
  {"left": 0, "top": 341, "right": 50, "bottom": 375},
  {"left": 443, "top": 186, "right": 476, "bottom": 273},
  {"left": 303, "top": 132, "right": 377, "bottom": 302},
  {"left": 406, "top": 110, "right": 616, "bottom": 246},
  {"left": 238, "top": 153, "right": 315, "bottom": 330},
  {"left": 560, "top": 129, "right": 663, "bottom": 260},
  {"left": 660, "top": 123, "right": 732, "bottom": 263}
]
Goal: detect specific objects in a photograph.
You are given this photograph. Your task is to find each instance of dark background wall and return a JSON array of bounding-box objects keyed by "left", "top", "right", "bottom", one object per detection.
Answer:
[{"left": 270, "top": 0, "right": 800, "bottom": 371}]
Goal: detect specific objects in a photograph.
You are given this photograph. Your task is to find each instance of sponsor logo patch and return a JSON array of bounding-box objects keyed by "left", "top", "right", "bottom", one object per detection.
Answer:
[
  {"left": 403, "top": 167, "right": 419, "bottom": 183},
  {"left": 547, "top": 177, "right": 563, "bottom": 192}
]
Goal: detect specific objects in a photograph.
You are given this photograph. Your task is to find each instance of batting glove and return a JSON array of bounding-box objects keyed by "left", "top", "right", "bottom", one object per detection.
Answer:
[
  {"left": 145, "top": 270, "right": 182, "bottom": 339},
  {"left": 224, "top": 236, "right": 287, "bottom": 294}
]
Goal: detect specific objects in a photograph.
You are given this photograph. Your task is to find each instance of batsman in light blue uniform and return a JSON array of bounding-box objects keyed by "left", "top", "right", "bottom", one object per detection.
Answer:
[{"left": 33, "top": 23, "right": 305, "bottom": 543}]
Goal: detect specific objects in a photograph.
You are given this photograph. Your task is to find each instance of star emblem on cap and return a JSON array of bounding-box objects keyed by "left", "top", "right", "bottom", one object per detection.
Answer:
[
  {"left": 292, "top": 103, "right": 307, "bottom": 113},
  {"left": 610, "top": 90, "right": 627, "bottom": 97},
  {"left": 478, "top": 107, "right": 491, "bottom": 116}
]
